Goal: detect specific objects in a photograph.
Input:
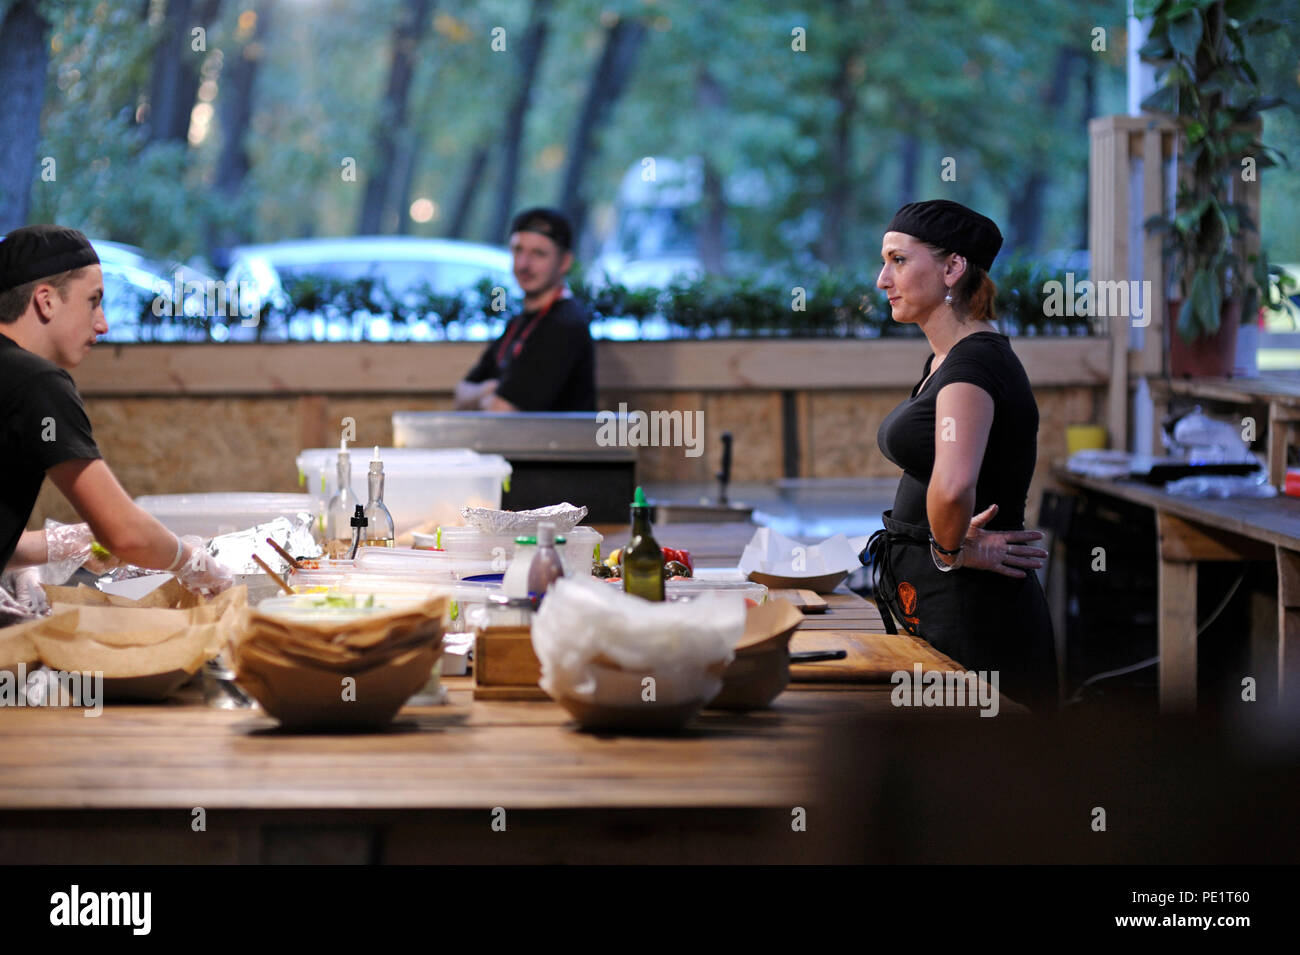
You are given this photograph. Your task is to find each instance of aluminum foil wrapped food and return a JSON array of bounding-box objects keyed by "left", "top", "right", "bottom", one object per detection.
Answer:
[
  {"left": 459, "top": 503, "right": 588, "bottom": 536},
  {"left": 207, "top": 514, "right": 322, "bottom": 575}
]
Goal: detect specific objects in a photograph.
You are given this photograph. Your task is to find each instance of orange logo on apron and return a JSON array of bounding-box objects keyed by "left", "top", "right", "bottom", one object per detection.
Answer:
[{"left": 897, "top": 581, "right": 919, "bottom": 627}]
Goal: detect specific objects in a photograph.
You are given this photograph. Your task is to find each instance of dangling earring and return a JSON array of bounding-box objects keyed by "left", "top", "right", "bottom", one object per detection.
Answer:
[{"left": 944, "top": 287, "right": 953, "bottom": 306}]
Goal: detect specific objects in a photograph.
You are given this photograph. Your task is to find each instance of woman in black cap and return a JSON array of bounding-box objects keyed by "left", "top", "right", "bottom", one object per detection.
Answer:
[{"left": 865, "top": 199, "right": 1058, "bottom": 714}]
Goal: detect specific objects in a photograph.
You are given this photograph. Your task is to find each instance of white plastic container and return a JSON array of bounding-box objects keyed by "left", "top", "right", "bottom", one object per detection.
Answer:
[
  {"left": 432, "top": 524, "right": 603, "bottom": 571},
  {"left": 296, "top": 447, "right": 511, "bottom": 538},
  {"left": 135, "top": 492, "right": 314, "bottom": 538},
  {"left": 354, "top": 547, "right": 498, "bottom": 579}
]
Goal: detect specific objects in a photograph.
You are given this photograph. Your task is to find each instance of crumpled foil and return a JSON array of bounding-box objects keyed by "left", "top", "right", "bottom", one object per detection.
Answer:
[
  {"left": 460, "top": 503, "right": 589, "bottom": 535},
  {"left": 207, "top": 513, "right": 323, "bottom": 575}
]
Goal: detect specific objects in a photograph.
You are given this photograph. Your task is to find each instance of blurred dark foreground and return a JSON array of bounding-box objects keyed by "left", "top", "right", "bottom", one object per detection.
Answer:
[{"left": 809, "top": 699, "right": 1300, "bottom": 864}]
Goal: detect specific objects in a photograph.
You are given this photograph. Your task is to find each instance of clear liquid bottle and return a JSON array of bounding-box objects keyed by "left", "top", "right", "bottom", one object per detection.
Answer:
[
  {"left": 362, "top": 446, "right": 396, "bottom": 547},
  {"left": 527, "top": 522, "right": 565, "bottom": 601},
  {"left": 623, "top": 486, "right": 664, "bottom": 602},
  {"left": 325, "top": 438, "right": 360, "bottom": 558}
]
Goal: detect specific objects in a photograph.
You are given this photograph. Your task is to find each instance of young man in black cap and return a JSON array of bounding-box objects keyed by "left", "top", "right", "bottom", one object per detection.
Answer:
[
  {"left": 0, "top": 225, "right": 230, "bottom": 616},
  {"left": 454, "top": 207, "right": 595, "bottom": 412}
]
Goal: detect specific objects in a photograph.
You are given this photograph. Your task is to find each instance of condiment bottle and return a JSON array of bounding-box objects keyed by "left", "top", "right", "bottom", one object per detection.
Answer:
[
  {"left": 623, "top": 486, "right": 664, "bottom": 601},
  {"left": 362, "top": 446, "right": 396, "bottom": 547},
  {"left": 527, "top": 522, "right": 565, "bottom": 601},
  {"left": 325, "top": 438, "right": 360, "bottom": 558}
]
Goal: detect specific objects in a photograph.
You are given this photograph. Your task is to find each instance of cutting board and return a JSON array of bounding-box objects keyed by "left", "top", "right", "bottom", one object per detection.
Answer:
[
  {"left": 788, "top": 629, "right": 964, "bottom": 683},
  {"left": 769, "top": 589, "right": 829, "bottom": 613}
]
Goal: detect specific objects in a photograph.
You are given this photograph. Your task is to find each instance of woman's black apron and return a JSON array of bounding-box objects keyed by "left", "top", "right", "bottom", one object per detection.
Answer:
[{"left": 864, "top": 509, "right": 1058, "bottom": 714}]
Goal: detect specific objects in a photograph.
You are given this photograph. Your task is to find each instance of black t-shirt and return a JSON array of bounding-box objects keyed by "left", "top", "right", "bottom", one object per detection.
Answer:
[
  {"left": 0, "top": 333, "right": 102, "bottom": 569},
  {"left": 877, "top": 331, "right": 1038, "bottom": 531},
  {"left": 464, "top": 297, "right": 596, "bottom": 411}
]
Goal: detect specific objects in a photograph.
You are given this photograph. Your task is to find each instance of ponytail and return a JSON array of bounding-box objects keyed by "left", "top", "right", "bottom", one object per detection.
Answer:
[
  {"left": 954, "top": 267, "right": 997, "bottom": 324},
  {"left": 923, "top": 241, "right": 997, "bottom": 324}
]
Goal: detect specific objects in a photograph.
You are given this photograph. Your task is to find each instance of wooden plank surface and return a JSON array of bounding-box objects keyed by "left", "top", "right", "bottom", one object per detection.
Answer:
[
  {"left": 1153, "top": 376, "right": 1300, "bottom": 407},
  {"left": 73, "top": 339, "right": 1111, "bottom": 397},
  {"left": 0, "top": 520, "right": 1018, "bottom": 816},
  {"left": 0, "top": 684, "right": 882, "bottom": 811},
  {"left": 789, "top": 629, "right": 964, "bottom": 683},
  {"left": 1054, "top": 467, "right": 1300, "bottom": 551}
]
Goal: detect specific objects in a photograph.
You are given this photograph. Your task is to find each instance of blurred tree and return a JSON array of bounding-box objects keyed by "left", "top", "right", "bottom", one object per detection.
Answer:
[
  {"left": 210, "top": 0, "right": 274, "bottom": 248},
  {"left": 556, "top": 9, "right": 648, "bottom": 247},
  {"left": 0, "top": 0, "right": 50, "bottom": 231},
  {"left": 488, "top": 0, "right": 553, "bottom": 242},
  {"left": 357, "top": 0, "right": 436, "bottom": 234},
  {"left": 145, "top": 0, "right": 223, "bottom": 145},
  {"left": 445, "top": 137, "right": 492, "bottom": 238}
]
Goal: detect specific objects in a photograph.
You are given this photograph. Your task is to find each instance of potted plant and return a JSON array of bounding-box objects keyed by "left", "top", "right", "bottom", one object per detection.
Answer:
[{"left": 1137, "top": 0, "right": 1295, "bottom": 376}]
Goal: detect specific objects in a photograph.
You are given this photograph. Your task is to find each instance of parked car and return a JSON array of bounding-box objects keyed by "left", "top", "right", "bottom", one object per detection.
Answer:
[
  {"left": 92, "top": 240, "right": 220, "bottom": 342},
  {"left": 587, "top": 157, "right": 766, "bottom": 292},
  {"left": 222, "top": 236, "right": 517, "bottom": 341}
]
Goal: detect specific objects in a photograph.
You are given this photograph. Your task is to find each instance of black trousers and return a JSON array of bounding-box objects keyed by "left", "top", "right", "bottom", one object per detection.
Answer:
[{"left": 865, "top": 509, "right": 1059, "bottom": 715}]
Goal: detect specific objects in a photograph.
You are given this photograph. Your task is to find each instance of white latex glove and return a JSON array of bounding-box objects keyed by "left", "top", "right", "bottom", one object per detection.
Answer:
[
  {"left": 174, "top": 536, "right": 234, "bottom": 597},
  {"left": 11, "top": 566, "right": 50, "bottom": 615},
  {"left": 0, "top": 571, "right": 45, "bottom": 626},
  {"left": 40, "top": 520, "right": 95, "bottom": 585},
  {"left": 0, "top": 584, "right": 33, "bottom": 628}
]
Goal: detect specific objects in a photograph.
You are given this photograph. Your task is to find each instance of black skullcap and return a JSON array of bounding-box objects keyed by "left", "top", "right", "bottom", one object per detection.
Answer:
[
  {"left": 886, "top": 200, "right": 1003, "bottom": 273},
  {"left": 508, "top": 207, "right": 573, "bottom": 251},
  {"left": 0, "top": 225, "right": 100, "bottom": 294}
]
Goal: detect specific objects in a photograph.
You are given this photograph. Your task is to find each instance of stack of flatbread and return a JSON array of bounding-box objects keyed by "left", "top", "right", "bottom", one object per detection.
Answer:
[{"left": 231, "top": 595, "right": 447, "bottom": 729}]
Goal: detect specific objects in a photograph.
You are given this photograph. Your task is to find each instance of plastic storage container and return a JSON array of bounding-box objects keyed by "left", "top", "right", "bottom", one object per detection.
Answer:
[
  {"left": 296, "top": 448, "right": 511, "bottom": 538},
  {"left": 606, "top": 578, "right": 769, "bottom": 605},
  {"left": 135, "top": 492, "right": 314, "bottom": 538},
  {"left": 430, "top": 524, "right": 602, "bottom": 569}
]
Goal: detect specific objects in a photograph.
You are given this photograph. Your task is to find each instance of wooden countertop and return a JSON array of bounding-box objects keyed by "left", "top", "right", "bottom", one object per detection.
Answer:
[
  {"left": 1052, "top": 465, "right": 1300, "bottom": 550},
  {"left": 0, "top": 522, "right": 1015, "bottom": 816}
]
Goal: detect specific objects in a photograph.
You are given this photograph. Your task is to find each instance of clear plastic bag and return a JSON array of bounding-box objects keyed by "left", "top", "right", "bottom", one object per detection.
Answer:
[{"left": 1163, "top": 474, "right": 1277, "bottom": 499}]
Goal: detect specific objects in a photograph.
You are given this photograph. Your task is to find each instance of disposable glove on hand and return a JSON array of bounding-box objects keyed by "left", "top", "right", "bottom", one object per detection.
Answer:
[
  {"left": 174, "top": 537, "right": 234, "bottom": 597},
  {"left": 11, "top": 566, "right": 50, "bottom": 615},
  {"left": 40, "top": 521, "right": 95, "bottom": 585}
]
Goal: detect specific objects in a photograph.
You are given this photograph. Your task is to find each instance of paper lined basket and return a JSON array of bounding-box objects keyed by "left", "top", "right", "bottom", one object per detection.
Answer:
[{"left": 231, "top": 595, "right": 448, "bottom": 729}]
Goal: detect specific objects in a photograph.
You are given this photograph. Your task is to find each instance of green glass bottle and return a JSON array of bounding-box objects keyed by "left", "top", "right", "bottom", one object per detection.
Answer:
[{"left": 623, "top": 486, "right": 665, "bottom": 602}]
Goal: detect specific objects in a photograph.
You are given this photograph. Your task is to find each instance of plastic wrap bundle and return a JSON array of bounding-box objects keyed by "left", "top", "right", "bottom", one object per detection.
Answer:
[{"left": 530, "top": 574, "right": 742, "bottom": 711}]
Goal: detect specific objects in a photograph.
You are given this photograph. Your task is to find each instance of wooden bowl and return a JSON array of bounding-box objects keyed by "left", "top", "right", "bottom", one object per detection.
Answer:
[
  {"left": 554, "top": 659, "right": 727, "bottom": 732},
  {"left": 708, "top": 599, "right": 803, "bottom": 710}
]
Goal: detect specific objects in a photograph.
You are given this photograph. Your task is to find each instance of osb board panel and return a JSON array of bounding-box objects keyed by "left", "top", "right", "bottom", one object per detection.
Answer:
[
  {"left": 321, "top": 395, "right": 450, "bottom": 450},
  {"left": 592, "top": 390, "right": 783, "bottom": 484},
  {"left": 27, "top": 385, "right": 1103, "bottom": 532},
  {"left": 804, "top": 391, "right": 905, "bottom": 479},
  {"left": 597, "top": 389, "right": 706, "bottom": 485}
]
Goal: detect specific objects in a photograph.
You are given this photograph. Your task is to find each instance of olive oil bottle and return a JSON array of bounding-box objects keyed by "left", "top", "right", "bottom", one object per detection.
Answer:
[
  {"left": 324, "top": 438, "right": 360, "bottom": 558},
  {"left": 623, "top": 487, "right": 664, "bottom": 601},
  {"left": 361, "top": 446, "right": 396, "bottom": 547}
]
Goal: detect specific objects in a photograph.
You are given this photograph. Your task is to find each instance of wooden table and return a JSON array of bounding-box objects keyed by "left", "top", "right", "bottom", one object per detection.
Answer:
[
  {"left": 1052, "top": 467, "right": 1300, "bottom": 714},
  {"left": 1148, "top": 376, "right": 1300, "bottom": 489},
  {"left": 0, "top": 522, "right": 1011, "bottom": 864}
]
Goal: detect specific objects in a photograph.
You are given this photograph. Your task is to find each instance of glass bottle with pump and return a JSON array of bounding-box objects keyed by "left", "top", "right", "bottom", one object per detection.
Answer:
[
  {"left": 362, "top": 446, "right": 396, "bottom": 547},
  {"left": 623, "top": 487, "right": 664, "bottom": 601},
  {"left": 325, "top": 438, "right": 360, "bottom": 558}
]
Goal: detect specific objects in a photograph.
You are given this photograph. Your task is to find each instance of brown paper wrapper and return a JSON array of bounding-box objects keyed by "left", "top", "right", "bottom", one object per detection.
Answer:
[{"left": 229, "top": 595, "right": 448, "bottom": 728}]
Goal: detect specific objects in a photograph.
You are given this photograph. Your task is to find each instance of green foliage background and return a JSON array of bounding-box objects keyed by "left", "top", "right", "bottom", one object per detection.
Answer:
[{"left": 19, "top": 0, "right": 1300, "bottom": 272}]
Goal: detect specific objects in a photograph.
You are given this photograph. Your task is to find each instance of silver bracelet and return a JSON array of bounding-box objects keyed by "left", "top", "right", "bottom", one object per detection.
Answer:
[
  {"left": 931, "top": 540, "right": 963, "bottom": 572},
  {"left": 166, "top": 537, "right": 186, "bottom": 572}
]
